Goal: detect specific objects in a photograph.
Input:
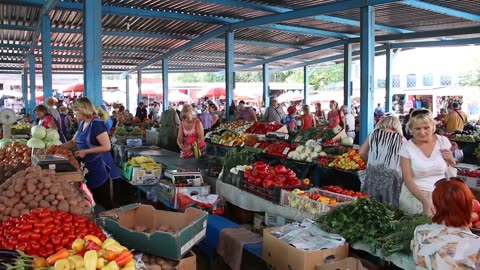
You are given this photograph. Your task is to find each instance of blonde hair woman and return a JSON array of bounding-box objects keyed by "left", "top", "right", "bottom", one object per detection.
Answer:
[
  {"left": 359, "top": 116, "right": 406, "bottom": 206},
  {"left": 399, "top": 109, "right": 456, "bottom": 216},
  {"left": 177, "top": 104, "right": 206, "bottom": 158},
  {"left": 63, "top": 97, "right": 119, "bottom": 210}
]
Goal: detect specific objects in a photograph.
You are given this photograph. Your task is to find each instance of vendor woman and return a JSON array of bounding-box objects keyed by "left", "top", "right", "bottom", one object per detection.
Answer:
[{"left": 62, "top": 97, "right": 119, "bottom": 210}]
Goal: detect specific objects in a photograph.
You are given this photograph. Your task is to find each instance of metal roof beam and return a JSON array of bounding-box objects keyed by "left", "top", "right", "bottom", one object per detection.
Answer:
[
  {"left": 193, "top": 0, "right": 412, "bottom": 33},
  {"left": 349, "top": 26, "right": 480, "bottom": 43},
  {"left": 24, "top": 0, "right": 59, "bottom": 66},
  {"left": 271, "top": 45, "right": 387, "bottom": 73},
  {"left": 235, "top": 40, "right": 346, "bottom": 71},
  {"left": 7, "top": 0, "right": 356, "bottom": 39},
  {"left": 401, "top": 0, "right": 480, "bottom": 21},
  {"left": 228, "top": 0, "right": 402, "bottom": 30},
  {"left": 391, "top": 37, "right": 480, "bottom": 48}
]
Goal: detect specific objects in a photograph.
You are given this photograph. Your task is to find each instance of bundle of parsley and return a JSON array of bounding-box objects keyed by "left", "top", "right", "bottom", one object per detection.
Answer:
[{"left": 317, "top": 198, "right": 431, "bottom": 256}]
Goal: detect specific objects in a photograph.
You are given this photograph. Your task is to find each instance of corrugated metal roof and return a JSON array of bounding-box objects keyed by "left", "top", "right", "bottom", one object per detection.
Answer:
[{"left": 0, "top": 0, "right": 478, "bottom": 74}]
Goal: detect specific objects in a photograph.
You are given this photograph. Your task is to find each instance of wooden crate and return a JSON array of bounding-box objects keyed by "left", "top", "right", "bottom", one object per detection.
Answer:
[{"left": 55, "top": 170, "right": 84, "bottom": 182}]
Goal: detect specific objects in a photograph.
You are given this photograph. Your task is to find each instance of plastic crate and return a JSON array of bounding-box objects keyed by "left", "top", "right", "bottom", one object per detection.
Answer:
[
  {"left": 280, "top": 188, "right": 356, "bottom": 216},
  {"left": 264, "top": 212, "right": 295, "bottom": 227},
  {"left": 240, "top": 178, "right": 308, "bottom": 204}
]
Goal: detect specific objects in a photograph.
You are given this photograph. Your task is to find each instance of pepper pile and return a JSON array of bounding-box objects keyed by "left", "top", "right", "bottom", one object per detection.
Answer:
[
  {"left": 0, "top": 208, "right": 105, "bottom": 258},
  {"left": 322, "top": 185, "right": 371, "bottom": 198},
  {"left": 264, "top": 141, "right": 295, "bottom": 158},
  {"left": 245, "top": 122, "right": 283, "bottom": 134},
  {"left": 244, "top": 161, "right": 302, "bottom": 189}
]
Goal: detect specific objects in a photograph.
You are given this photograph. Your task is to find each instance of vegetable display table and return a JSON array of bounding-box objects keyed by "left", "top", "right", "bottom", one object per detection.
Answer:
[
  {"left": 351, "top": 242, "right": 415, "bottom": 269},
  {"left": 314, "top": 166, "right": 361, "bottom": 191},
  {"left": 216, "top": 180, "right": 312, "bottom": 222}
]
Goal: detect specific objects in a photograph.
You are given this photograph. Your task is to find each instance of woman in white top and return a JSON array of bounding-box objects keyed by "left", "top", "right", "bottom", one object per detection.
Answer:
[
  {"left": 399, "top": 108, "right": 456, "bottom": 216},
  {"left": 340, "top": 105, "right": 356, "bottom": 139}
]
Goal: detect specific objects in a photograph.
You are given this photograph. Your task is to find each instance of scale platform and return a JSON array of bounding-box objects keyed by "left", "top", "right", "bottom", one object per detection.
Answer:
[
  {"left": 163, "top": 170, "right": 203, "bottom": 185},
  {"left": 32, "top": 154, "right": 78, "bottom": 172}
]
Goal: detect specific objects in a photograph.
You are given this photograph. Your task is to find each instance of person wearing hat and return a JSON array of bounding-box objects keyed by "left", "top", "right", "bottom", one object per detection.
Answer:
[
  {"left": 235, "top": 100, "right": 257, "bottom": 122},
  {"left": 284, "top": 105, "right": 298, "bottom": 132},
  {"left": 263, "top": 99, "right": 285, "bottom": 124}
]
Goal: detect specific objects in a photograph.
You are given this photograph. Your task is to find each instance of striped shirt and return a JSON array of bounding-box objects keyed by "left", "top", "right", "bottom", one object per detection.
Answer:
[{"left": 368, "top": 129, "right": 403, "bottom": 172}]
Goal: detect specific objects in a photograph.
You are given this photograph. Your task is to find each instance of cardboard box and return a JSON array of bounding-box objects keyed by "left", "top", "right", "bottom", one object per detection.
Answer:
[
  {"left": 55, "top": 170, "right": 83, "bottom": 182},
  {"left": 98, "top": 203, "right": 208, "bottom": 260},
  {"left": 156, "top": 179, "right": 211, "bottom": 209},
  {"left": 316, "top": 257, "right": 367, "bottom": 270},
  {"left": 262, "top": 227, "right": 348, "bottom": 270},
  {"left": 122, "top": 164, "right": 162, "bottom": 185}
]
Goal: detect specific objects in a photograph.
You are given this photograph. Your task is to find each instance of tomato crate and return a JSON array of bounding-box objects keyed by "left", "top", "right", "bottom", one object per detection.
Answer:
[
  {"left": 280, "top": 188, "right": 356, "bottom": 217},
  {"left": 239, "top": 178, "right": 308, "bottom": 204}
]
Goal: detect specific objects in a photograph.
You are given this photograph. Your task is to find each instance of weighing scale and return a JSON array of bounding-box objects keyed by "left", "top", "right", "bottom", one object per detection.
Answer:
[
  {"left": 32, "top": 154, "right": 78, "bottom": 172},
  {"left": 164, "top": 170, "right": 204, "bottom": 186}
]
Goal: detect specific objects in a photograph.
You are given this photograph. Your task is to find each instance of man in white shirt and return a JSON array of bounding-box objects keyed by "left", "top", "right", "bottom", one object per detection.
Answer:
[
  {"left": 341, "top": 105, "right": 356, "bottom": 139},
  {"left": 263, "top": 99, "right": 285, "bottom": 124}
]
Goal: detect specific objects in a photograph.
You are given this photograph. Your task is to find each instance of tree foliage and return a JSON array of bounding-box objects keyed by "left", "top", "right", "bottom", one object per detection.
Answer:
[
  {"left": 169, "top": 63, "right": 345, "bottom": 89},
  {"left": 459, "top": 57, "right": 480, "bottom": 86}
]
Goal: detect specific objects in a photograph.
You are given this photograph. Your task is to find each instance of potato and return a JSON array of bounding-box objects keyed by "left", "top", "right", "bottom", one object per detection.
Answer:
[
  {"left": 37, "top": 183, "right": 44, "bottom": 190},
  {"left": 69, "top": 205, "right": 83, "bottom": 215},
  {"left": 39, "top": 200, "right": 50, "bottom": 208},
  {"left": 3, "top": 207, "right": 11, "bottom": 216},
  {"left": 5, "top": 199, "right": 14, "bottom": 208},
  {"left": 11, "top": 196, "right": 20, "bottom": 204},
  {"left": 27, "top": 184, "right": 36, "bottom": 194},
  {"left": 44, "top": 182, "right": 52, "bottom": 189},
  {"left": 56, "top": 194, "right": 65, "bottom": 201},
  {"left": 57, "top": 200, "right": 68, "bottom": 212},
  {"left": 28, "top": 200, "right": 38, "bottom": 208},
  {"left": 34, "top": 190, "right": 40, "bottom": 195},
  {"left": 22, "top": 194, "right": 34, "bottom": 204},
  {"left": 10, "top": 208, "right": 19, "bottom": 217},
  {"left": 49, "top": 206, "right": 57, "bottom": 211},
  {"left": 34, "top": 194, "right": 43, "bottom": 202},
  {"left": 45, "top": 194, "right": 55, "bottom": 202},
  {"left": 1, "top": 216, "right": 8, "bottom": 221},
  {"left": 20, "top": 209, "right": 30, "bottom": 215},
  {"left": 79, "top": 201, "right": 86, "bottom": 207},
  {"left": 14, "top": 184, "right": 23, "bottom": 193},
  {"left": 0, "top": 204, "right": 5, "bottom": 211},
  {"left": 49, "top": 186, "right": 59, "bottom": 195},
  {"left": 158, "top": 225, "right": 171, "bottom": 232},
  {"left": 19, "top": 190, "right": 27, "bottom": 197},
  {"left": 5, "top": 190, "right": 15, "bottom": 198},
  {"left": 14, "top": 203, "right": 26, "bottom": 210},
  {"left": 41, "top": 189, "right": 49, "bottom": 196}
]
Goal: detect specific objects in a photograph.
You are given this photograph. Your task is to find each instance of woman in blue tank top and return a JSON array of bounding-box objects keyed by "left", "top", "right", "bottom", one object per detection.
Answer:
[{"left": 62, "top": 97, "right": 119, "bottom": 210}]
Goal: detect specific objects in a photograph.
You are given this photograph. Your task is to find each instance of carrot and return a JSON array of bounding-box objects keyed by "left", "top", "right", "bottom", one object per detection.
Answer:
[{"left": 46, "top": 248, "right": 70, "bottom": 266}]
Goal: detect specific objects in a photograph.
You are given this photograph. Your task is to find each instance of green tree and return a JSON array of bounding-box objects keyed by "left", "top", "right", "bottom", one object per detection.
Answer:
[
  {"left": 460, "top": 58, "right": 480, "bottom": 86},
  {"left": 309, "top": 64, "right": 344, "bottom": 89}
]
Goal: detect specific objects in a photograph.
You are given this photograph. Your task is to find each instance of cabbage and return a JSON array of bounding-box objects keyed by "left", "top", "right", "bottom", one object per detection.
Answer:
[
  {"left": 296, "top": 145, "right": 304, "bottom": 152},
  {"left": 314, "top": 146, "right": 322, "bottom": 153},
  {"left": 27, "top": 138, "right": 45, "bottom": 149},
  {"left": 305, "top": 139, "right": 315, "bottom": 147},
  {"left": 31, "top": 125, "right": 47, "bottom": 140},
  {"left": 0, "top": 138, "right": 13, "bottom": 148},
  {"left": 45, "top": 128, "right": 60, "bottom": 141},
  {"left": 341, "top": 136, "right": 354, "bottom": 146},
  {"left": 46, "top": 140, "right": 62, "bottom": 148}
]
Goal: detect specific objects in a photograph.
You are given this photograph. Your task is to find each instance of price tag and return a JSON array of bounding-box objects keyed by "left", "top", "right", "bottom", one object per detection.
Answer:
[
  {"left": 282, "top": 147, "right": 290, "bottom": 155},
  {"left": 229, "top": 141, "right": 235, "bottom": 146},
  {"left": 253, "top": 143, "right": 260, "bottom": 148},
  {"left": 285, "top": 135, "right": 289, "bottom": 140},
  {"left": 294, "top": 135, "right": 303, "bottom": 142},
  {"left": 240, "top": 142, "right": 245, "bottom": 147}
]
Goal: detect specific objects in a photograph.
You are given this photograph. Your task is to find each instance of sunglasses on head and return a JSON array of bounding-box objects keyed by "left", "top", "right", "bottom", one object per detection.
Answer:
[
  {"left": 434, "top": 177, "right": 465, "bottom": 187},
  {"left": 411, "top": 109, "right": 431, "bottom": 118}
]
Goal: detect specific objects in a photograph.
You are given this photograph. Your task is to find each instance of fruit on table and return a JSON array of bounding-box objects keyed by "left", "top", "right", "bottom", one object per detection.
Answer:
[
  {"left": 471, "top": 199, "right": 480, "bottom": 229},
  {"left": 459, "top": 168, "right": 480, "bottom": 178},
  {"left": 323, "top": 185, "right": 371, "bottom": 198},
  {"left": 328, "top": 149, "right": 366, "bottom": 170},
  {"left": 245, "top": 122, "right": 283, "bottom": 134},
  {"left": 264, "top": 141, "right": 296, "bottom": 158},
  {"left": 244, "top": 162, "right": 302, "bottom": 189}
]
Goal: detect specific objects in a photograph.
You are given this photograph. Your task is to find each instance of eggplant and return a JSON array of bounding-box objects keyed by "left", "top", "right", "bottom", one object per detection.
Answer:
[{"left": 0, "top": 250, "right": 19, "bottom": 270}]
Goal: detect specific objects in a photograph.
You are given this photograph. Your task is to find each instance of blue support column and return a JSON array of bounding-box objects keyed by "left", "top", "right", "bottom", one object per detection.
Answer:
[
  {"left": 162, "top": 59, "right": 169, "bottom": 110},
  {"left": 125, "top": 75, "right": 130, "bottom": 111},
  {"left": 29, "top": 54, "right": 36, "bottom": 118},
  {"left": 359, "top": 6, "right": 375, "bottom": 143},
  {"left": 344, "top": 44, "right": 352, "bottom": 112},
  {"left": 262, "top": 64, "right": 269, "bottom": 107},
  {"left": 225, "top": 30, "right": 234, "bottom": 121},
  {"left": 21, "top": 69, "right": 29, "bottom": 111},
  {"left": 83, "top": 0, "right": 103, "bottom": 106},
  {"left": 41, "top": 15, "right": 53, "bottom": 100},
  {"left": 137, "top": 70, "right": 142, "bottom": 104},
  {"left": 303, "top": 66, "right": 309, "bottom": 105},
  {"left": 385, "top": 46, "right": 393, "bottom": 113}
]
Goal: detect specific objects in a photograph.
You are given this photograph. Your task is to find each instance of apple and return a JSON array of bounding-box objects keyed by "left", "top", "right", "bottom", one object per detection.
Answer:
[
  {"left": 471, "top": 212, "right": 479, "bottom": 223},
  {"left": 473, "top": 200, "right": 480, "bottom": 213},
  {"left": 474, "top": 221, "right": 480, "bottom": 229}
]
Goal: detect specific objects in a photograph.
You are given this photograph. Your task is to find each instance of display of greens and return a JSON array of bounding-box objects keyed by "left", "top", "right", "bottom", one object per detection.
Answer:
[{"left": 317, "top": 198, "right": 431, "bottom": 256}]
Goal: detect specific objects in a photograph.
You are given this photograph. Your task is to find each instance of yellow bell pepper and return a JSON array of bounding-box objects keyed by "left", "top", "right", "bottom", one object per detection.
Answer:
[
  {"left": 84, "top": 235, "right": 103, "bottom": 247},
  {"left": 101, "top": 238, "right": 120, "bottom": 250},
  {"left": 54, "top": 259, "right": 73, "bottom": 270},
  {"left": 72, "top": 239, "right": 86, "bottom": 253},
  {"left": 67, "top": 255, "right": 85, "bottom": 269},
  {"left": 84, "top": 250, "right": 98, "bottom": 270},
  {"left": 120, "top": 265, "right": 135, "bottom": 270},
  {"left": 96, "top": 258, "right": 108, "bottom": 269},
  {"left": 101, "top": 261, "right": 119, "bottom": 270}
]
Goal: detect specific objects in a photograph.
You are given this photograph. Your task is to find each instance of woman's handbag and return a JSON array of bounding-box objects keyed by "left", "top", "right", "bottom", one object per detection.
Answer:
[{"left": 193, "top": 142, "right": 202, "bottom": 159}]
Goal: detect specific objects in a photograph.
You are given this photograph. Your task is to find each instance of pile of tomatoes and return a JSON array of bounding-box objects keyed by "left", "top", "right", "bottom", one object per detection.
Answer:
[
  {"left": 0, "top": 208, "right": 105, "bottom": 258},
  {"left": 322, "top": 185, "right": 371, "bottom": 198},
  {"left": 264, "top": 141, "right": 296, "bottom": 158}
]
